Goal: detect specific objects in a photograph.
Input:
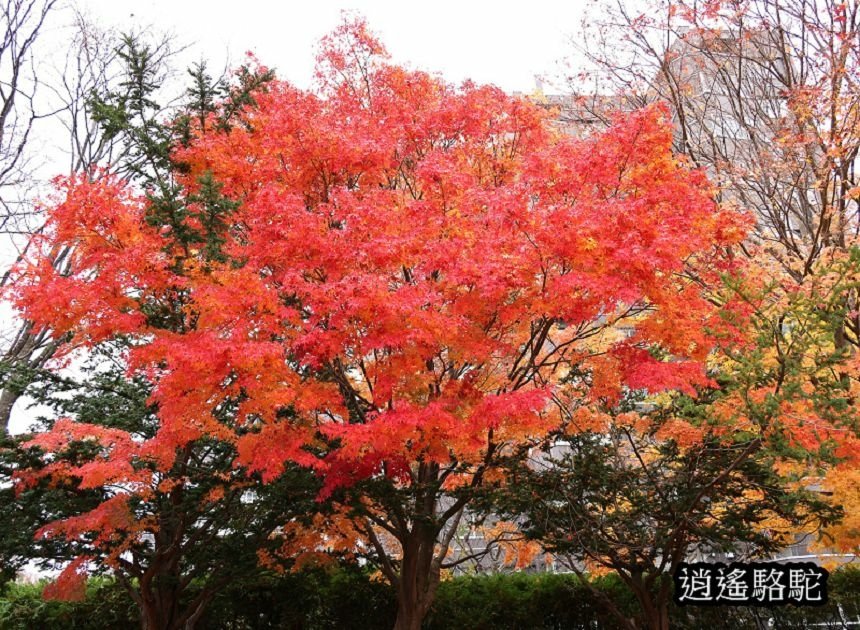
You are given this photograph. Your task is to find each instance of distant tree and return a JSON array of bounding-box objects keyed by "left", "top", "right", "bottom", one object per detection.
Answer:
[
  {"left": 487, "top": 233, "right": 860, "bottom": 630},
  {"left": 0, "top": 14, "right": 179, "bottom": 435},
  {"left": 570, "top": 0, "right": 860, "bottom": 526},
  {"left": 507, "top": 2, "right": 860, "bottom": 599},
  {"left": 574, "top": 0, "right": 859, "bottom": 263},
  {"left": 488, "top": 396, "right": 841, "bottom": 630},
  {"left": 0, "top": 0, "right": 59, "bottom": 438},
  {"left": 0, "top": 0, "right": 57, "bottom": 235}
]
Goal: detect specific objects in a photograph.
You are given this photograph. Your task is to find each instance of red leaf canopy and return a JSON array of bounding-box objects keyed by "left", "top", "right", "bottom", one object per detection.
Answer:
[{"left": 10, "top": 19, "right": 748, "bottom": 499}]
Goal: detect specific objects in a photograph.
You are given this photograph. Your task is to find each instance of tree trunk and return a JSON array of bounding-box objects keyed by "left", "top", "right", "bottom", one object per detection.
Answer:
[
  {"left": 628, "top": 576, "right": 671, "bottom": 630},
  {"left": 0, "top": 326, "right": 60, "bottom": 435},
  {"left": 394, "top": 590, "right": 432, "bottom": 630},
  {"left": 139, "top": 582, "right": 187, "bottom": 630},
  {"left": 0, "top": 387, "right": 18, "bottom": 437},
  {"left": 393, "top": 527, "right": 440, "bottom": 630},
  {"left": 140, "top": 595, "right": 165, "bottom": 630},
  {"left": 137, "top": 582, "right": 215, "bottom": 630},
  {"left": 639, "top": 594, "right": 670, "bottom": 630},
  {"left": 649, "top": 600, "right": 670, "bottom": 630}
]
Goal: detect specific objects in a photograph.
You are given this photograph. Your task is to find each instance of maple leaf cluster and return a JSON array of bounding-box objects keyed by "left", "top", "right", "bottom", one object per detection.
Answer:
[{"left": 5, "top": 17, "right": 755, "bottom": 605}]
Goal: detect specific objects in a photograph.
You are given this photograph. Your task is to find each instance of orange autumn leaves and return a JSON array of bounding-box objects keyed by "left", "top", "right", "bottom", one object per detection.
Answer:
[{"left": 7, "top": 18, "right": 760, "bottom": 595}]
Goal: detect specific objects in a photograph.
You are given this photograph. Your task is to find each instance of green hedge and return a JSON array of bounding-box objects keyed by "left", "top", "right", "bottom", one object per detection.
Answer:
[
  {"left": 2, "top": 566, "right": 859, "bottom": 629},
  {"left": 0, "top": 578, "right": 136, "bottom": 630},
  {"left": 425, "top": 572, "right": 638, "bottom": 629}
]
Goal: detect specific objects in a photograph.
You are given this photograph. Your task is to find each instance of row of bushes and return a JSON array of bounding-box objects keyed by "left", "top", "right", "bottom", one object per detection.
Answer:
[{"left": 2, "top": 566, "right": 860, "bottom": 629}]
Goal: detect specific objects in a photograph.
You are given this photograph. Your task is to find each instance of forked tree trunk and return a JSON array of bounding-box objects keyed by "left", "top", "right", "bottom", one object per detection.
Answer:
[
  {"left": 132, "top": 573, "right": 218, "bottom": 630},
  {"left": 139, "top": 588, "right": 207, "bottom": 630}
]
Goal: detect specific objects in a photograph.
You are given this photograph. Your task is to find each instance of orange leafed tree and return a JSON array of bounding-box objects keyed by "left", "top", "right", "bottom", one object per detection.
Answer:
[{"left": 9, "top": 18, "right": 749, "bottom": 630}]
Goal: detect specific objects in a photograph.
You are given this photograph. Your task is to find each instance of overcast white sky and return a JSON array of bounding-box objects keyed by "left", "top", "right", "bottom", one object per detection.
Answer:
[{"left": 69, "top": 0, "right": 588, "bottom": 93}]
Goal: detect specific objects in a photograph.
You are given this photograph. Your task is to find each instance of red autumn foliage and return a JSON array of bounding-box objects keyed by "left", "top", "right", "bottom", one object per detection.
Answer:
[
  {"left": 7, "top": 17, "right": 750, "bottom": 623},
  {"left": 42, "top": 556, "right": 89, "bottom": 602}
]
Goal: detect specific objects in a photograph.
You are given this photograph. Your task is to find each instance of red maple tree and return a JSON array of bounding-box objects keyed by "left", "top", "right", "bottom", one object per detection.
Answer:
[{"left": 9, "top": 18, "right": 749, "bottom": 629}]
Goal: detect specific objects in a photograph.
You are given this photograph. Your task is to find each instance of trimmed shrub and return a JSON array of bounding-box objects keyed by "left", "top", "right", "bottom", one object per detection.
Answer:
[{"left": 2, "top": 566, "right": 859, "bottom": 629}]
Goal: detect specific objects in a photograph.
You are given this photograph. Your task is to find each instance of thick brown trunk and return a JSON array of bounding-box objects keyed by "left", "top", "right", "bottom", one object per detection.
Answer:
[
  {"left": 137, "top": 586, "right": 212, "bottom": 630},
  {"left": 649, "top": 601, "right": 670, "bottom": 630},
  {"left": 392, "top": 527, "right": 439, "bottom": 630},
  {"left": 628, "top": 576, "right": 671, "bottom": 630},
  {"left": 139, "top": 585, "right": 188, "bottom": 630},
  {"left": 140, "top": 597, "right": 163, "bottom": 630},
  {"left": 394, "top": 592, "right": 430, "bottom": 630}
]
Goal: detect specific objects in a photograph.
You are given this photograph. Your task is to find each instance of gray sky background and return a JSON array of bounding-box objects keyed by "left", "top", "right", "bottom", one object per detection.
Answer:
[{"left": 74, "top": 0, "right": 589, "bottom": 93}]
